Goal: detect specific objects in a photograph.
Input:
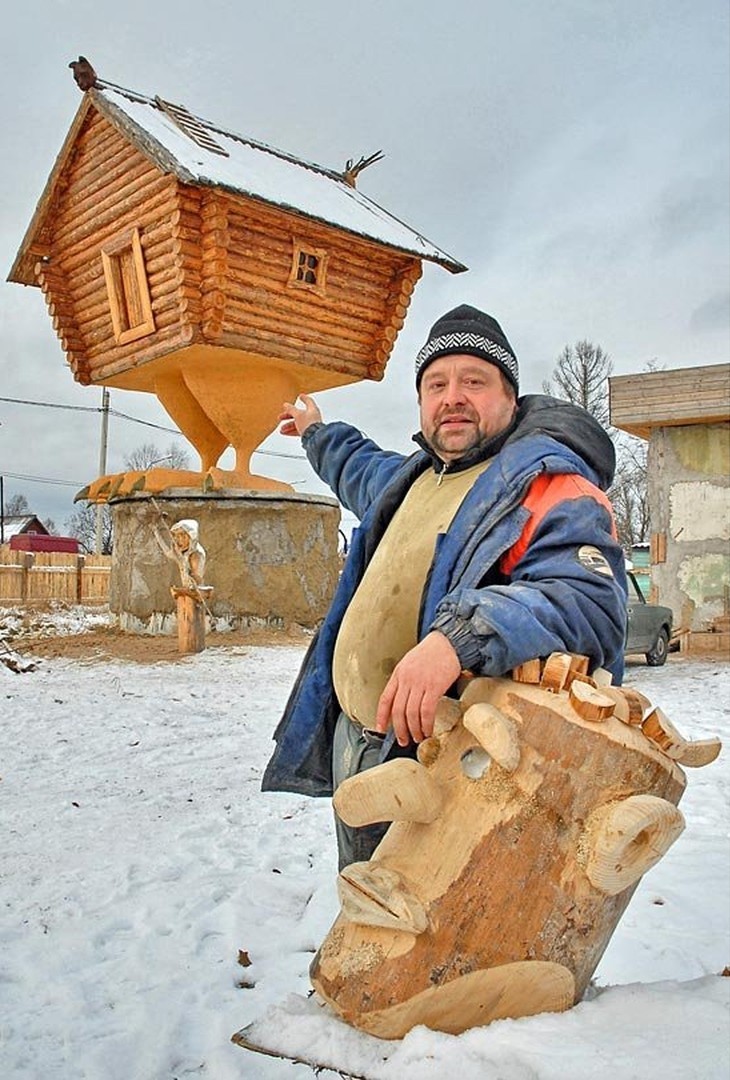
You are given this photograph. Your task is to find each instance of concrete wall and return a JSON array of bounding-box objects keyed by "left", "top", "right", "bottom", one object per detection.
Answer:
[
  {"left": 110, "top": 490, "right": 341, "bottom": 633},
  {"left": 649, "top": 422, "right": 730, "bottom": 630}
]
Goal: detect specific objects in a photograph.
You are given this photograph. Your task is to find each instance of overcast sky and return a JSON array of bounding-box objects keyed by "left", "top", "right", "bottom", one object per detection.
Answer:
[{"left": 1, "top": 0, "right": 728, "bottom": 529}]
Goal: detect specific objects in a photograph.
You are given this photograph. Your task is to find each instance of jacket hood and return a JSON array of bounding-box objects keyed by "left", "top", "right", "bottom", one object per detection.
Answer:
[
  {"left": 413, "top": 394, "right": 615, "bottom": 491},
  {"left": 507, "top": 395, "right": 615, "bottom": 490}
]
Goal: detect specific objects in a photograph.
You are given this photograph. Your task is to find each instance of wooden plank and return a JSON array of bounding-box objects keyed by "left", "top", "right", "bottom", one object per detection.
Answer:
[
  {"left": 80, "top": 559, "right": 111, "bottom": 603},
  {"left": 0, "top": 547, "right": 29, "bottom": 603},
  {"left": 610, "top": 365, "right": 730, "bottom": 436},
  {"left": 226, "top": 224, "right": 399, "bottom": 294},
  {"left": 224, "top": 246, "right": 392, "bottom": 312},
  {"left": 26, "top": 553, "right": 80, "bottom": 603}
]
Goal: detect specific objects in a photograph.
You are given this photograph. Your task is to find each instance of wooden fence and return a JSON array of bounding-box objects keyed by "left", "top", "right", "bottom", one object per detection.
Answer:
[{"left": 0, "top": 546, "right": 111, "bottom": 605}]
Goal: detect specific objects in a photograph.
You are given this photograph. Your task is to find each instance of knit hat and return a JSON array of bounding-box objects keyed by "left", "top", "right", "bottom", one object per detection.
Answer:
[{"left": 415, "top": 304, "right": 519, "bottom": 392}]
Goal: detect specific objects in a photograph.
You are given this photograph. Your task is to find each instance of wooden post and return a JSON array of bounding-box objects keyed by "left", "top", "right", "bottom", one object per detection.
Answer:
[{"left": 171, "top": 586, "right": 212, "bottom": 654}]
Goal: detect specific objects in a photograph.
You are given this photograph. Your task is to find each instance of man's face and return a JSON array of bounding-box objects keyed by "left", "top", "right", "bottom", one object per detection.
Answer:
[{"left": 418, "top": 354, "right": 517, "bottom": 462}]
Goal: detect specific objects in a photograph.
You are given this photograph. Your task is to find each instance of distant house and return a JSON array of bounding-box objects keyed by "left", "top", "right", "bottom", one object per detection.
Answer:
[
  {"left": 0, "top": 515, "right": 80, "bottom": 554},
  {"left": 610, "top": 363, "right": 730, "bottom": 654},
  {"left": 0, "top": 514, "right": 49, "bottom": 543}
]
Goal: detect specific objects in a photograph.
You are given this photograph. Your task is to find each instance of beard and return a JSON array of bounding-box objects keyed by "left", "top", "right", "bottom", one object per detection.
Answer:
[{"left": 428, "top": 411, "right": 483, "bottom": 459}]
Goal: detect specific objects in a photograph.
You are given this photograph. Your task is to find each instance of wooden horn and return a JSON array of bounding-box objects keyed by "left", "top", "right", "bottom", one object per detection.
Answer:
[{"left": 462, "top": 702, "right": 521, "bottom": 772}]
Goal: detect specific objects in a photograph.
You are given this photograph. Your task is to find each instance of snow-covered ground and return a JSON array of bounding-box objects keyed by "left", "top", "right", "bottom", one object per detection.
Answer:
[{"left": 1, "top": 607, "right": 728, "bottom": 1079}]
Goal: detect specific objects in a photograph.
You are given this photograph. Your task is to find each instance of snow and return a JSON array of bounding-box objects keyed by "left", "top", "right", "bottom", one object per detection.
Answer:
[
  {"left": 101, "top": 88, "right": 463, "bottom": 272},
  {"left": 1, "top": 607, "right": 728, "bottom": 1079}
]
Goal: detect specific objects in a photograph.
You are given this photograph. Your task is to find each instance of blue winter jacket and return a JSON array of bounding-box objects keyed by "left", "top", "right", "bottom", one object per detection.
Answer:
[{"left": 262, "top": 395, "right": 628, "bottom": 797}]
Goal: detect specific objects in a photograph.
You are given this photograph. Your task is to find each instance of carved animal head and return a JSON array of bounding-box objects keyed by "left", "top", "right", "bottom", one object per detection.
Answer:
[{"left": 311, "top": 653, "right": 720, "bottom": 1038}]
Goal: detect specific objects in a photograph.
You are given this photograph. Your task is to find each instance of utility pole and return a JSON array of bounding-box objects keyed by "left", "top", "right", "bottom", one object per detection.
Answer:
[
  {"left": 0, "top": 474, "right": 4, "bottom": 545},
  {"left": 95, "top": 388, "right": 110, "bottom": 554}
]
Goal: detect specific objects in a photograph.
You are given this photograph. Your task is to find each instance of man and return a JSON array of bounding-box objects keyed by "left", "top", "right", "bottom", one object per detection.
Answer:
[{"left": 262, "top": 304, "right": 627, "bottom": 869}]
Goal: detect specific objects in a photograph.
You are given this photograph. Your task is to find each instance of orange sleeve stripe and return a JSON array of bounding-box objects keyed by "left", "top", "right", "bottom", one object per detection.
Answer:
[{"left": 499, "top": 473, "right": 617, "bottom": 577}]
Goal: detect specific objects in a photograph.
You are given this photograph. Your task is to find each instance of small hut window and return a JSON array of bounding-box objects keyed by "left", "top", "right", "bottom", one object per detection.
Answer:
[
  {"left": 101, "top": 228, "right": 155, "bottom": 345},
  {"left": 289, "top": 241, "right": 328, "bottom": 295}
]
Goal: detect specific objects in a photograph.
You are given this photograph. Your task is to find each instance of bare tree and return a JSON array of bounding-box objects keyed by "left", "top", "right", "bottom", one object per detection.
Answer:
[
  {"left": 543, "top": 341, "right": 613, "bottom": 430},
  {"left": 123, "top": 441, "right": 190, "bottom": 471},
  {"left": 65, "top": 503, "right": 113, "bottom": 554},
  {"left": 64, "top": 441, "right": 189, "bottom": 554},
  {"left": 3, "top": 493, "right": 31, "bottom": 516},
  {"left": 544, "top": 341, "right": 651, "bottom": 551},
  {"left": 1, "top": 494, "right": 56, "bottom": 538},
  {"left": 609, "top": 434, "right": 651, "bottom": 550}
]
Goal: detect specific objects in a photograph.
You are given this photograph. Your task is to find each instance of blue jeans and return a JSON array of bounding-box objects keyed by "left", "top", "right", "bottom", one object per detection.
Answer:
[{"left": 331, "top": 711, "right": 416, "bottom": 871}]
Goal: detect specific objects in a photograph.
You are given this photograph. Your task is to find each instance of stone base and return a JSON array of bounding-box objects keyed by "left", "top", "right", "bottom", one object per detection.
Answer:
[{"left": 109, "top": 489, "right": 341, "bottom": 633}]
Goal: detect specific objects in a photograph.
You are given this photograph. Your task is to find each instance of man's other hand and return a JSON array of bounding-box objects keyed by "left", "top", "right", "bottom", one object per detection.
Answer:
[
  {"left": 278, "top": 394, "right": 322, "bottom": 437},
  {"left": 374, "top": 631, "right": 462, "bottom": 746}
]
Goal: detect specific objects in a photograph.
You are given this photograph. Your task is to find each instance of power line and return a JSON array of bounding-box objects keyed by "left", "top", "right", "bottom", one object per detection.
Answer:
[
  {"left": 0, "top": 395, "right": 101, "bottom": 413},
  {"left": 1, "top": 470, "right": 83, "bottom": 488},
  {"left": 109, "top": 407, "right": 179, "bottom": 433},
  {"left": 0, "top": 394, "right": 306, "bottom": 461}
]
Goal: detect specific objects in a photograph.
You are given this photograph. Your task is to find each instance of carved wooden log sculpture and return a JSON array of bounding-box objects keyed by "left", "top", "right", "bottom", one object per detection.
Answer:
[{"left": 310, "top": 654, "right": 721, "bottom": 1039}]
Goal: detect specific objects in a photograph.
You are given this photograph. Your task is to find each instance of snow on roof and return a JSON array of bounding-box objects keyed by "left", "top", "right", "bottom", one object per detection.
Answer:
[
  {"left": 0, "top": 515, "right": 48, "bottom": 540},
  {"left": 96, "top": 84, "right": 466, "bottom": 273}
]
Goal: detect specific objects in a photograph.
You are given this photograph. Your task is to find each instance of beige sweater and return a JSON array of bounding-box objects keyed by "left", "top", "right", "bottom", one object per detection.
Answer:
[{"left": 332, "top": 459, "right": 491, "bottom": 728}]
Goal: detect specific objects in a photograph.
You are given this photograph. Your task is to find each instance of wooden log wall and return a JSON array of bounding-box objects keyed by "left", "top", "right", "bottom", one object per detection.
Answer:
[
  {"left": 200, "top": 189, "right": 228, "bottom": 340},
  {"left": 37, "top": 111, "right": 196, "bottom": 385},
  {"left": 217, "top": 195, "right": 421, "bottom": 379},
  {"left": 0, "top": 547, "right": 111, "bottom": 605}
]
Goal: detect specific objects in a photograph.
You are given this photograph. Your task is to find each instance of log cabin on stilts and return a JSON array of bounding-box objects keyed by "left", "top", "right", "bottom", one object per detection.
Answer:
[{"left": 7, "top": 60, "right": 465, "bottom": 631}]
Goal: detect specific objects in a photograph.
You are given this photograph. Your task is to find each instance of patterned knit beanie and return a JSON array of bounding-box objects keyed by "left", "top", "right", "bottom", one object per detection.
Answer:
[{"left": 415, "top": 304, "right": 519, "bottom": 393}]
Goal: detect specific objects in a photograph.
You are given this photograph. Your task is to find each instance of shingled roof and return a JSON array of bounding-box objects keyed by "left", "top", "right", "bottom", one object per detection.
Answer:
[{"left": 9, "top": 79, "right": 466, "bottom": 286}]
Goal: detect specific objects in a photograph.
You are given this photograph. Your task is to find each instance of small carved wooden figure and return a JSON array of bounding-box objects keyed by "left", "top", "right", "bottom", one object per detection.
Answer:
[
  {"left": 154, "top": 518, "right": 211, "bottom": 654},
  {"left": 155, "top": 518, "right": 206, "bottom": 589}
]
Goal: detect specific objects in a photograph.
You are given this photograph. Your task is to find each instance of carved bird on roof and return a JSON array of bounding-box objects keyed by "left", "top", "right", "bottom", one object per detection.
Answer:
[
  {"left": 342, "top": 150, "right": 384, "bottom": 188},
  {"left": 69, "top": 56, "right": 98, "bottom": 91}
]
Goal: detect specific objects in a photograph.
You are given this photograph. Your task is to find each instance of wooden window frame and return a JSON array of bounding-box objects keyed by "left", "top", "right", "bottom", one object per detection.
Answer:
[
  {"left": 288, "top": 240, "right": 328, "bottom": 296},
  {"left": 101, "top": 228, "right": 155, "bottom": 345}
]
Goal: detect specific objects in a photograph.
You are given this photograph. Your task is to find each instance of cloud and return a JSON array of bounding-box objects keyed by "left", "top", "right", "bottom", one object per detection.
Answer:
[
  {"left": 650, "top": 177, "right": 729, "bottom": 256},
  {"left": 689, "top": 292, "right": 730, "bottom": 334},
  {"left": 0, "top": 0, "right": 727, "bottom": 526}
]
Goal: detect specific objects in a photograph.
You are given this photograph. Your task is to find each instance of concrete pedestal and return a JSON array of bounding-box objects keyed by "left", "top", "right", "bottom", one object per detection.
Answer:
[{"left": 109, "top": 489, "right": 341, "bottom": 633}]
